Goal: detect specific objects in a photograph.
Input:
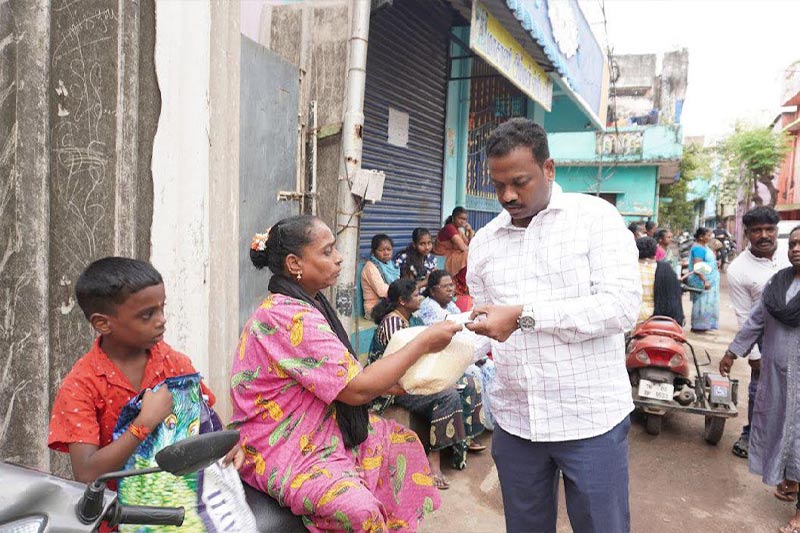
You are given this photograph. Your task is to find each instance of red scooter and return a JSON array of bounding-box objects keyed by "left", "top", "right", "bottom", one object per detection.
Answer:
[{"left": 626, "top": 316, "right": 738, "bottom": 443}]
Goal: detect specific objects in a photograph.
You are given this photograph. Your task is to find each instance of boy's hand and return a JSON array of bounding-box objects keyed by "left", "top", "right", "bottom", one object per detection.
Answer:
[
  {"left": 221, "top": 444, "right": 245, "bottom": 470},
  {"left": 139, "top": 386, "right": 173, "bottom": 429}
]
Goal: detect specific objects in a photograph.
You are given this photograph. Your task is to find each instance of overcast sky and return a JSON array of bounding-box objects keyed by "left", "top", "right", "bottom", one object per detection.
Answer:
[{"left": 578, "top": 0, "right": 800, "bottom": 142}]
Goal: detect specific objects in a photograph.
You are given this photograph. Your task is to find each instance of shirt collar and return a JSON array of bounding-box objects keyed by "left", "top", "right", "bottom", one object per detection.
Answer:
[
  {"left": 745, "top": 248, "right": 779, "bottom": 265},
  {"left": 498, "top": 183, "right": 565, "bottom": 229},
  {"left": 87, "top": 336, "right": 168, "bottom": 391}
]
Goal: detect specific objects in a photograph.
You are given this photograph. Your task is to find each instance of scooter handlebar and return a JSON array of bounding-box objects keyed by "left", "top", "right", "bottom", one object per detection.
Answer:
[{"left": 110, "top": 504, "right": 185, "bottom": 527}]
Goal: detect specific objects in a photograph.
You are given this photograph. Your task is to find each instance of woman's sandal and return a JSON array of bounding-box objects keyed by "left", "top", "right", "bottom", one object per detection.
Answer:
[
  {"left": 467, "top": 441, "right": 487, "bottom": 452},
  {"left": 433, "top": 473, "right": 450, "bottom": 490},
  {"left": 778, "top": 520, "right": 800, "bottom": 533},
  {"left": 775, "top": 481, "right": 799, "bottom": 502}
]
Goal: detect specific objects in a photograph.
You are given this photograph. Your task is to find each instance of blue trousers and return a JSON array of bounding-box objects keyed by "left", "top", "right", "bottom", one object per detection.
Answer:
[{"left": 492, "top": 417, "right": 631, "bottom": 533}]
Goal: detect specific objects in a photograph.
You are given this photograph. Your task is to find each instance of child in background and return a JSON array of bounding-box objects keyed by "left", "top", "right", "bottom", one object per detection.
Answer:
[
  {"left": 48, "top": 257, "right": 242, "bottom": 490},
  {"left": 395, "top": 227, "right": 437, "bottom": 283}
]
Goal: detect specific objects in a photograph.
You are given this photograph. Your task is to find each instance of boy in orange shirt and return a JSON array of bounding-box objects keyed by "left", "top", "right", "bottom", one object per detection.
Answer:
[{"left": 48, "top": 257, "right": 241, "bottom": 486}]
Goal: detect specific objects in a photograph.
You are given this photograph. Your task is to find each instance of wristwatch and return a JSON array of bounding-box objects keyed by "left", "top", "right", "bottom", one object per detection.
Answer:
[{"left": 517, "top": 305, "right": 536, "bottom": 332}]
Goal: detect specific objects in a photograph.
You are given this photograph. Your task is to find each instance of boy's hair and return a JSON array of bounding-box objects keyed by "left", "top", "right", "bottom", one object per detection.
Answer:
[{"left": 76, "top": 257, "right": 164, "bottom": 319}]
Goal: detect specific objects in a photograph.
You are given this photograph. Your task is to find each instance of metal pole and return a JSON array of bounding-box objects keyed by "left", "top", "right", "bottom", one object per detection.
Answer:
[{"left": 334, "top": 0, "right": 371, "bottom": 336}]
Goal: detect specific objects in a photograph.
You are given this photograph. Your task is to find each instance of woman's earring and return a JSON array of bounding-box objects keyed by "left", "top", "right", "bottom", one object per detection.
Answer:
[{"left": 296, "top": 271, "right": 303, "bottom": 282}]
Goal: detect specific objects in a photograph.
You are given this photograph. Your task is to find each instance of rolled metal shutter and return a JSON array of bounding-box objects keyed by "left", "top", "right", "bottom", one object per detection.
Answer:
[{"left": 358, "top": 0, "right": 452, "bottom": 257}]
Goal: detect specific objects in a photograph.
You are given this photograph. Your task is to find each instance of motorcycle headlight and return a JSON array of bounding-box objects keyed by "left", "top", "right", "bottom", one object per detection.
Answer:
[{"left": 0, "top": 517, "right": 47, "bottom": 533}]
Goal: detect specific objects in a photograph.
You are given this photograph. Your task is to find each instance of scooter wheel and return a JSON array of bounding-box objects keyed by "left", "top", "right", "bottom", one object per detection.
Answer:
[
  {"left": 645, "top": 414, "right": 662, "bottom": 436},
  {"left": 703, "top": 416, "right": 726, "bottom": 445}
]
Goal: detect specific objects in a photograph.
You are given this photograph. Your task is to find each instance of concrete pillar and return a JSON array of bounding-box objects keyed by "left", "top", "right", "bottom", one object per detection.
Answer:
[{"left": 0, "top": 0, "right": 52, "bottom": 472}]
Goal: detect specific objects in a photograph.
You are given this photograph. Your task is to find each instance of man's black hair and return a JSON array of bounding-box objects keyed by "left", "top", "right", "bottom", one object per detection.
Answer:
[
  {"left": 486, "top": 118, "right": 550, "bottom": 165},
  {"left": 75, "top": 257, "right": 163, "bottom": 319},
  {"left": 636, "top": 237, "right": 658, "bottom": 259},
  {"left": 742, "top": 206, "right": 780, "bottom": 229},
  {"left": 645, "top": 221, "right": 657, "bottom": 231}
]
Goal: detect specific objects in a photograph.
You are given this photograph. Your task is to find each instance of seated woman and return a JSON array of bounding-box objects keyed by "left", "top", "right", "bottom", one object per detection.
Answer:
[
  {"left": 368, "top": 278, "right": 483, "bottom": 490},
  {"left": 417, "top": 270, "right": 495, "bottom": 432},
  {"left": 394, "top": 228, "right": 437, "bottom": 283},
  {"left": 231, "top": 215, "right": 461, "bottom": 532},
  {"left": 636, "top": 236, "right": 685, "bottom": 325},
  {"left": 433, "top": 207, "right": 472, "bottom": 296},
  {"left": 361, "top": 233, "right": 400, "bottom": 318}
]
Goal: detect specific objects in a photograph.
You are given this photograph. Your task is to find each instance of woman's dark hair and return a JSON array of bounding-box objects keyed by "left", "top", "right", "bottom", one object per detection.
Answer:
[
  {"left": 486, "top": 118, "right": 550, "bottom": 166},
  {"left": 445, "top": 206, "right": 467, "bottom": 226},
  {"left": 422, "top": 269, "right": 452, "bottom": 298},
  {"left": 636, "top": 237, "right": 658, "bottom": 259},
  {"left": 628, "top": 221, "right": 644, "bottom": 234},
  {"left": 250, "top": 215, "right": 320, "bottom": 274},
  {"left": 399, "top": 228, "right": 431, "bottom": 280},
  {"left": 694, "top": 226, "right": 710, "bottom": 240},
  {"left": 654, "top": 228, "right": 669, "bottom": 243},
  {"left": 371, "top": 279, "right": 417, "bottom": 324},
  {"left": 742, "top": 206, "right": 780, "bottom": 229},
  {"left": 370, "top": 233, "right": 393, "bottom": 254}
]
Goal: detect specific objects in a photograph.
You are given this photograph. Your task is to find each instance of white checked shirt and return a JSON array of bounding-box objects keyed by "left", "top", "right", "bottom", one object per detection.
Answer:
[
  {"left": 726, "top": 246, "right": 790, "bottom": 360},
  {"left": 467, "top": 184, "right": 640, "bottom": 441}
]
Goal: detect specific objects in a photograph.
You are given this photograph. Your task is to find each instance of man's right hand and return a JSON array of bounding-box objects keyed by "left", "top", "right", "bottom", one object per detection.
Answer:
[
  {"left": 719, "top": 351, "right": 736, "bottom": 377},
  {"left": 139, "top": 386, "right": 173, "bottom": 429},
  {"left": 417, "top": 321, "right": 462, "bottom": 354}
]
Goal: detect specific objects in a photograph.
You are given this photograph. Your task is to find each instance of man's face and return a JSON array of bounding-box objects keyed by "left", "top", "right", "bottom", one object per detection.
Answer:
[
  {"left": 746, "top": 223, "right": 778, "bottom": 257},
  {"left": 488, "top": 146, "right": 555, "bottom": 227},
  {"left": 789, "top": 230, "right": 800, "bottom": 268}
]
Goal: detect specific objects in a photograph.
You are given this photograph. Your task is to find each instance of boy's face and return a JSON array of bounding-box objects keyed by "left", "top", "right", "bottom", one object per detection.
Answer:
[{"left": 92, "top": 283, "right": 167, "bottom": 350}]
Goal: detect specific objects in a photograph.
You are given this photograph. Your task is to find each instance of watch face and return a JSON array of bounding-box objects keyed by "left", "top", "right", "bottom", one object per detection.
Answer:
[{"left": 519, "top": 315, "right": 536, "bottom": 331}]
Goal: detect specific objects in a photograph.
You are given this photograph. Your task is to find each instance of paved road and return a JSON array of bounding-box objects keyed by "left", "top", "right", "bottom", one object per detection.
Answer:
[{"left": 422, "top": 274, "right": 787, "bottom": 532}]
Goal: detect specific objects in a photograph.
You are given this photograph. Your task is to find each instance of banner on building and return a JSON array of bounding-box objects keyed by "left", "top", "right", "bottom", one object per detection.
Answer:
[{"left": 470, "top": 1, "right": 553, "bottom": 111}]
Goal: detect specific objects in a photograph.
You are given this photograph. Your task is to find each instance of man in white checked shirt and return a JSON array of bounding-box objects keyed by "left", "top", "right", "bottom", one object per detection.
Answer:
[{"left": 466, "top": 118, "right": 641, "bottom": 533}]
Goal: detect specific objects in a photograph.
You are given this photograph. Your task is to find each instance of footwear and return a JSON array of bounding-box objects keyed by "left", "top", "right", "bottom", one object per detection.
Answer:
[
  {"left": 467, "top": 441, "right": 486, "bottom": 452},
  {"left": 732, "top": 437, "right": 749, "bottom": 458},
  {"left": 432, "top": 473, "right": 450, "bottom": 490},
  {"left": 778, "top": 520, "right": 800, "bottom": 533},
  {"left": 775, "top": 480, "right": 799, "bottom": 502}
]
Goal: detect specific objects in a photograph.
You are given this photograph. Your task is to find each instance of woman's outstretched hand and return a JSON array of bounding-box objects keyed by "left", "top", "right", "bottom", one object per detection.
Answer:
[{"left": 416, "top": 320, "right": 462, "bottom": 353}]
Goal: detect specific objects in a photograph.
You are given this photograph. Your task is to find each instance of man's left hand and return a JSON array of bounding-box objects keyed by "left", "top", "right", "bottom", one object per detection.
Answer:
[{"left": 466, "top": 304, "right": 523, "bottom": 342}]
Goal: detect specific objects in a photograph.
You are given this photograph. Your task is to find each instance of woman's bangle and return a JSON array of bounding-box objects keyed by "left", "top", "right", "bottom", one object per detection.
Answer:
[{"left": 129, "top": 423, "right": 151, "bottom": 441}]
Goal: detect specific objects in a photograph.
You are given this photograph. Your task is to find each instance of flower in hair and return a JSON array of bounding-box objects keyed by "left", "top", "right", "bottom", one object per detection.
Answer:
[{"left": 251, "top": 227, "right": 271, "bottom": 252}]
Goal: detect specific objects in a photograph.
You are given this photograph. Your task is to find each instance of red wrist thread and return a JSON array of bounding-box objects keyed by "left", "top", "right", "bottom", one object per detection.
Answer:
[{"left": 129, "top": 423, "right": 151, "bottom": 441}]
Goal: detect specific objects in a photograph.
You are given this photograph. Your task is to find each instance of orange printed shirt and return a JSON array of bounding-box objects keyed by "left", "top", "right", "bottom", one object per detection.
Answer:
[{"left": 48, "top": 337, "right": 215, "bottom": 453}]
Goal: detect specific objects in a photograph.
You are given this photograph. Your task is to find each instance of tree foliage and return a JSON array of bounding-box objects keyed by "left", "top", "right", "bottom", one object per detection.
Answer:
[
  {"left": 718, "top": 124, "right": 790, "bottom": 207},
  {"left": 659, "top": 143, "right": 709, "bottom": 232}
]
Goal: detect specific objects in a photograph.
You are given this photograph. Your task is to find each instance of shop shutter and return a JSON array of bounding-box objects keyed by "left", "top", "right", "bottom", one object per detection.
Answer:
[{"left": 358, "top": 0, "right": 452, "bottom": 257}]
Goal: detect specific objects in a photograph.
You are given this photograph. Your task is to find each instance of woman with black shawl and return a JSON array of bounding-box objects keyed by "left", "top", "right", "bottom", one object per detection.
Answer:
[
  {"left": 720, "top": 225, "right": 800, "bottom": 533},
  {"left": 635, "top": 237, "right": 685, "bottom": 325},
  {"left": 230, "top": 215, "right": 460, "bottom": 532}
]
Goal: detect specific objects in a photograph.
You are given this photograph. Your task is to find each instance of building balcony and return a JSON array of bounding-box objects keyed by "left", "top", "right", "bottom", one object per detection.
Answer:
[{"left": 547, "top": 124, "right": 683, "bottom": 184}]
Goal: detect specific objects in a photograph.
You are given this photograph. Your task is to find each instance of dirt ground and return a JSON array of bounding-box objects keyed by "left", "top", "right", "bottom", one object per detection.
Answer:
[{"left": 422, "top": 274, "right": 790, "bottom": 533}]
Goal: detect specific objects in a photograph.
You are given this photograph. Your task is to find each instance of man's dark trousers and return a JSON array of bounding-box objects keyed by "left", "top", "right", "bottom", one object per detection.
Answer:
[{"left": 492, "top": 417, "right": 631, "bottom": 533}]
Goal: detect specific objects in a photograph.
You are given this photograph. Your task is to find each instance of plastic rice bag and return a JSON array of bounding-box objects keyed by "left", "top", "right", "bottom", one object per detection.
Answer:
[{"left": 383, "top": 325, "right": 475, "bottom": 395}]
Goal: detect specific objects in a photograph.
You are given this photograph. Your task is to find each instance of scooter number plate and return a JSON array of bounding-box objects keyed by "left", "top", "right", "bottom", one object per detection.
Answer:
[{"left": 638, "top": 379, "right": 674, "bottom": 401}]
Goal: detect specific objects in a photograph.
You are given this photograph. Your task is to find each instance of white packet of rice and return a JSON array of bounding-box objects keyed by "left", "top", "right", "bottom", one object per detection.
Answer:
[{"left": 383, "top": 325, "right": 475, "bottom": 395}]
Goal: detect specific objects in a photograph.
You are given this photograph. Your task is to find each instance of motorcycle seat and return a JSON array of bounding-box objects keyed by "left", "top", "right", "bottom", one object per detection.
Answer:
[{"left": 243, "top": 482, "right": 306, "bottom": 532}]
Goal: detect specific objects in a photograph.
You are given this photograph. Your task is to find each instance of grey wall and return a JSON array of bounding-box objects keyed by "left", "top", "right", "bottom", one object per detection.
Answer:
[
  {"left": 238, "top": 37, "right": 300, "bottom": 329},
  {"left": 0, "top": 0, "right": 159, "bottom": 476}
]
